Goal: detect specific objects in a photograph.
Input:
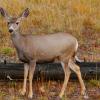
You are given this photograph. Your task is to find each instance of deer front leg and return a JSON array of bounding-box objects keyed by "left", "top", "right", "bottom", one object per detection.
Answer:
[
  {"left": 28, "top": 60, "right": 36, "bottom": 99},
  {"left": 59, "top": 62, "right": 71, "bottom": 98},
  {"left": 20, "top": 63, "right": 29, "bottom": 95}
]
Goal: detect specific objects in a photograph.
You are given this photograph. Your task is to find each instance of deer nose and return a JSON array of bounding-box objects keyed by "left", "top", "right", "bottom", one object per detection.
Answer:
[{"left": 9, "top": 29, "right": 13, "bottom": 33}]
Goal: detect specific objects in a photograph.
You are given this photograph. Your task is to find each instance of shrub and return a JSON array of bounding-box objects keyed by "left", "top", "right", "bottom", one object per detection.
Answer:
[{"left": 0, "top": 47, "right": 14, "bottom": 56}]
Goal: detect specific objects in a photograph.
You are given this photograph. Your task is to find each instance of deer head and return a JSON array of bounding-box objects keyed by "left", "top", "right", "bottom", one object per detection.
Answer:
[{"left": 0, "top": 7, "right": 29, "bottom": 33}]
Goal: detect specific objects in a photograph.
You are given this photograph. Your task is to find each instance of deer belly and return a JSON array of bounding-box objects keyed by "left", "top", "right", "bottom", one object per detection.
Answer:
[{"left": 36, "top": 51, "right": 60, "bottom": 62}]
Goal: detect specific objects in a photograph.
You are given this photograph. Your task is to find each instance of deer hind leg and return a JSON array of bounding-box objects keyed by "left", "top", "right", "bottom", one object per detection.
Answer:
[
  {"left": 20, "top": 63, "right": 29, "bottom": 95},
  {"left": 28, "top": 61, "right": 36, "bottom": 99},
  {"left": 59, "top": 62, "right": 71, "bottom": 98},
  {"left": 69, "top": 59, "right": 88, "bottom": 98}
]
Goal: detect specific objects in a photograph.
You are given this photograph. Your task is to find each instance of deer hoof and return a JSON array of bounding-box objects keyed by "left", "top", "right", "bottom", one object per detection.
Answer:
[
  {"left": 19, "top": 89, "right": 26, "bottom": 96},
  {"left": 28, "top": 93, "right": 33, "bottom": 99},
  {"left": 81, "top": 90, "right": 89, "bottom": 99},
  {"left": 84, "top": 95, "right": 89, "bottom": 99},
  {"left": 83, "top": 93, "right": 89, "bottom": 99}
]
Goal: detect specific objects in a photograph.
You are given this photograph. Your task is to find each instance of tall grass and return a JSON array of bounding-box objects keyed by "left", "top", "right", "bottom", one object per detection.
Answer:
[{"left": 0, "top": 0, "right": 100, "bottom": 61}]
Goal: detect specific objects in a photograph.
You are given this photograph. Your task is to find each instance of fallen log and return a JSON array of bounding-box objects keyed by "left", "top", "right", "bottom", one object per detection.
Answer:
[{"left": 0, "top": 62, "right": 100, "bottom": 81}]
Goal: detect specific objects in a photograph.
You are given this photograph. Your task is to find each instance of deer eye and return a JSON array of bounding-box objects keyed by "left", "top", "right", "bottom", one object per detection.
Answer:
[{"left": 16, "top": 22, "right": 19, "bottom": 25}]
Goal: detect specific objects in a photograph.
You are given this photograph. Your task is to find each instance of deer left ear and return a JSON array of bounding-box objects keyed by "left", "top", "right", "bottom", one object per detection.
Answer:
[
  {"left": 0, "top": 7, "right": 9, "bottom": 19},
  {"left": 20, "top": 8, "right": 29, "bottom": 18}
]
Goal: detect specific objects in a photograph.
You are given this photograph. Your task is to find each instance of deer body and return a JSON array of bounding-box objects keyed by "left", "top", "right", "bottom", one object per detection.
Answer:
[
  {"left": 12, "top": 32, "right": 77, "bottom": 63},
  {"left": 0, "top": 7, "right": 88, "bottom": 99}
]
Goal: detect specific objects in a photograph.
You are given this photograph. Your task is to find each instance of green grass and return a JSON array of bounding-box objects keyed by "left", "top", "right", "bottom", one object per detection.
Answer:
[
  {"left": 89, "top": 79, "right": 100, "bottom": 87},
  {"left": 0, "top": 47, "right": 14, "bottom": 56}
]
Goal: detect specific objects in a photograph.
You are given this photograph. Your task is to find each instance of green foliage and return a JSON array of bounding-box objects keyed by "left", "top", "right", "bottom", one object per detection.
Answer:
[
  {"left": 89, "top": 79, "right": 100, "bottom": 87},
  {"left": 0, "top": 47, "right": 14, "bottom": 56}
]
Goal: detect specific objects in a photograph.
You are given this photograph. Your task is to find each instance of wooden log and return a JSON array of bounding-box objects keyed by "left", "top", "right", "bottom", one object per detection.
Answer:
[{"left": 0, "top": 62, "right": 100, "bottom": 81}]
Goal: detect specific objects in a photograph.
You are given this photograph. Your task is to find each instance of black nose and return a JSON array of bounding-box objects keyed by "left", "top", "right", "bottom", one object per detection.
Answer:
[{"left": 9, "top": 29, "right": 13, "bottom": 33}]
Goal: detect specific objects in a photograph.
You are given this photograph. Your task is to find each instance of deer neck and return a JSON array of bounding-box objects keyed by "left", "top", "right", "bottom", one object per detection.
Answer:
[
  {"left": 11, "top": 30, "right": 23, "bottom": 51},
  {"left": 11, "top": 29, "right": 21, "bottom": 38}
]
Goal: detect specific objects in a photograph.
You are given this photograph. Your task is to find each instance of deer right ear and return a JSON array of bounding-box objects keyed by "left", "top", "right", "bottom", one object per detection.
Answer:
[
  {"left": 19, "top": 8, "right": 29, "bottom": 18},
  {"left": 0, "top": 7, "right": 9, "bottom": 19}
]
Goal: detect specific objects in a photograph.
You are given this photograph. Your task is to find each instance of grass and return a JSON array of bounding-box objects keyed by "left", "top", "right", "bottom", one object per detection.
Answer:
[
  {"left": 0, "top": 0, "right": 100, "bottom": 61},
  {"left": 0, "top": 80, "right": 100, "bottom": 100},
  {"left": 0, "top": 47, "right": 14, "bottom": 56},
  {"left": 89, "top": 79, "right": 100, "bottom": 87}
]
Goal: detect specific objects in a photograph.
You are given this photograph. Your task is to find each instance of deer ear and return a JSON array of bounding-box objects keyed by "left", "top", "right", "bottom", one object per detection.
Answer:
[
  {"left": 0, "top": 7, "right": 9, "bottom": 19},
  {"left": 20, "top": 8, "right": 29, "bottom": 18}
]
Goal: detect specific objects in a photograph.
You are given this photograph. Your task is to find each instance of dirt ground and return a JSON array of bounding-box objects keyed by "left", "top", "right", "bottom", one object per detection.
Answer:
[{"left": 0, "top": 80, "right": 100, "bottom": 100}]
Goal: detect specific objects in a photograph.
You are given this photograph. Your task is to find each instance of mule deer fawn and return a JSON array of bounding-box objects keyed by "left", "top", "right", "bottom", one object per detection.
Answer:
[{"left": 0, "top": 7, "right": 88, "bottom": 99}]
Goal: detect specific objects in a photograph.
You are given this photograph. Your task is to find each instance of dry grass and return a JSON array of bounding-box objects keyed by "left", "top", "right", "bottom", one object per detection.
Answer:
[
  {"left": 0, "top": 80, "right": 100, "bottom": 100},
  {"left": 0, "top": 0, "right": 100, "bottom": 61}
]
